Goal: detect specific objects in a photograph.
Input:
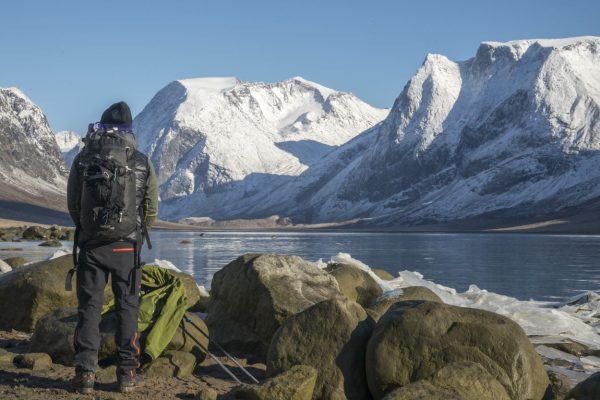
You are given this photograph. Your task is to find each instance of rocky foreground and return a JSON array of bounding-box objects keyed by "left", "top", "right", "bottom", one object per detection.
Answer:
[{"left": 0, "top": 230, "right": 598, "bottom": 399}]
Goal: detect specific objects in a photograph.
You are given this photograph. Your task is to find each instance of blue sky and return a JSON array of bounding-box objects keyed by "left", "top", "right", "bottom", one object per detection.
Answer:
[{"left": 1, "top": 0, "right": 599, "bottom": 133}]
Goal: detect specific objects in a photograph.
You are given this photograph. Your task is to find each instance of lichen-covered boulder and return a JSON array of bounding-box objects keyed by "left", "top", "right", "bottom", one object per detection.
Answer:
[
  {"left": 267, "top": 298, "right": 374, "bottom": 400},
  {"left": 207, "top": 254, "right": 341, "bottom": 359},
  {"left": 366, "top": 301, "right": 549, "bottom": 400},
  {"left": 325, "top": 262, "right": 383, "bottom": 307},
  {"left": 235, "top": 365, "right": 317, "bottom": 400},
  {"left": 0, "top": 255, "right": 112, "bottom": 332},
  {"left": 367, "top": 286, "right": 442, "bottom": 321}
]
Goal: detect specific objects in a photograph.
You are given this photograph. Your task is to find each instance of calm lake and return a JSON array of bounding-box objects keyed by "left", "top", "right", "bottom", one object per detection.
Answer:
[
  {"left": 143, "top": 231, "right": 600, "bottom": 302},
  {"left": 2, "top": 231, "right": 599, "bottom": 302}
]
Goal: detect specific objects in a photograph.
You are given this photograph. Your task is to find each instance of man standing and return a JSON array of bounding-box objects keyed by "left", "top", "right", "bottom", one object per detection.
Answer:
[{"left": 67, "top": 102, "right": 158, "bottom": 394}]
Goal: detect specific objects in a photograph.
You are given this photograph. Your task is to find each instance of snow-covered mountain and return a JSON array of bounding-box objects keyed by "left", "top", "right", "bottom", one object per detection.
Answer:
[
  {"left": 0, "top": 87, "right": 67, "bottom": 209},
  {"left": 253, "top": 36, "right": 600, "bottom": 226},
  {"left": 55, "top": 130, "right": 83, "bottom": 167},
  {"left": 55, "top": 130, "right": 80, "bottom": 152},
  {"left": 134, "top": 76, "right": 388, "bottom": 218}
]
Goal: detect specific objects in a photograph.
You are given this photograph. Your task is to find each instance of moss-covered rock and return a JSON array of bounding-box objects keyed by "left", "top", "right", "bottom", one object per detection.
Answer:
[
  {"left": 366, "top": 301, "right": 549, "bottom": 400},
  {"left": 267, "top": 298, "right": 374, "bottom": 400},
  {"left": 207, "top": 254, "right": 341, "bottom": 359},
  {"left": 0, "top": 255, "right": 112, "bottom": 332}
]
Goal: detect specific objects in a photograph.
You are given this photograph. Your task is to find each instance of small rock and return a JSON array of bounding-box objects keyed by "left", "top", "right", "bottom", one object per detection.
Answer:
[
  {"left": 235, "top": 365, "right": 317, "bottom": 400},
  {"left": 18, "top": 352, "right": 52, "bottom": 370},
  {"left": 95, "top": 365, "right": 117, "bottom": 383},
  {"left": 544, "top": 341, "right": 589, "bottom": 357},
  {"left": 196, "top": 387, "right": 218, "bottom": 400},
  {"left": 545, "top": 370, "right": 573, "bottom": 400},
  {"left": 325, "top": 262, "right": 383, "bottom": 307},
  {"left": 144, "top": 350, "right": 196, "bottom": 378},
  {"left": 22, "top": 226, "right": 49, "bottom": 240},
  {"left": 0, "top": 348, "right": 15, "bottom": 364},
  {"left": 3, "top": 257, "right": 28, "bottom": 269},
  {"left": 38, "top": 239, "right": 61, "bottom": 247},
  {"left": 372, "top": 268, "right": 395, "bottom": 281}
]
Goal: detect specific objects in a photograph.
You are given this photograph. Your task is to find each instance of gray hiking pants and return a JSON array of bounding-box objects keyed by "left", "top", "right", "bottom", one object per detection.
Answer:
[{"left": 73, "top": 240, "right": 141, "bottom": 375}]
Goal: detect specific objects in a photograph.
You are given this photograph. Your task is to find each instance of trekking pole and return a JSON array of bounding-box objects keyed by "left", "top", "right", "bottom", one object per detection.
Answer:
[
  {"left": 180, "top": 324, "right": 243, "bottom": 385},
  {"left": 184, "top": 314, "right": 260, "bottom": 384}
]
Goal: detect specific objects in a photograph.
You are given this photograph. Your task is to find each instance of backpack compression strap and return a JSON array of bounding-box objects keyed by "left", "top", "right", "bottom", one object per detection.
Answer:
[{"left": 65, "top": 225, "right": 81, "bottom": 291}]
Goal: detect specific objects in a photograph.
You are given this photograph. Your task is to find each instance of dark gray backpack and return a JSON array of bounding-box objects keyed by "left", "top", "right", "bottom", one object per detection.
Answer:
[{"left": 77, "top": 125, "right": 138, "bottom": 241}]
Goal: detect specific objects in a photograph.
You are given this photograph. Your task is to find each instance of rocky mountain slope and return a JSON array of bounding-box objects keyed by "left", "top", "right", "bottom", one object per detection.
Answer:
[
  {"left": 0, "top": 88, "right": 67, "bottom": 217},
  {"left": 240, "top": 36, "right": 600, "bottom": 227},
  {"left": 134, "top": 77, "right": 388, "bottom": 219}
]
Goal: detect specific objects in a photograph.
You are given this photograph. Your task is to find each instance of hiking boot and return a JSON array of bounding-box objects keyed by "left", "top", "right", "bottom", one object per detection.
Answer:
[
  {"left": 118, "top": 369, "right": 142, "bottom": 393},
  {"left": 71, "top": 370, "right": 95, "bottom": 394}
]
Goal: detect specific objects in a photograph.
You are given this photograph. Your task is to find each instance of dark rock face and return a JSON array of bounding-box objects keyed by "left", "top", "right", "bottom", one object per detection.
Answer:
[
  {"left": 365, "top": 301, "right": 549, "bottom": 400},
  {"left": 267, "top": 298, "right": 374, "bottom": 400},
  {"left": 566, "top": 372, "right": 600, "bottom": 400},
  {"left": 206, "top": 254, "right": 341, "bottom": 359}
]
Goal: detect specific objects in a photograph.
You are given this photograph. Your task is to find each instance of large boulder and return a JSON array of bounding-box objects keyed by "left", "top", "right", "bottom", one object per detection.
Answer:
[
  {"left": 267, "top": 298, "right": 374, "bottom": 400},
  {"left": 325, "top": 262, "right": 383, "bottom": 307},
  {"left": 31, "top": 307, "right": 208, "bottom": 366},
  {"left": 367, "top": 287, "right": 442, "bottom": 321},
  {"left": 235, "top": 365, "right": 318, "bottom": 400},
  {"left": 0, "top": 255, "right": 111, "bottom": 332},
  {"left": 566, "top": 372, "right": 600, "bottom": 400},
  {"left": 381, "top": 361, "right": 510, "bottom": 400},
  {"left": 366, "top": 301, "right": 549, "bottom": 400},
  {"left": 206, "top": 254, "right": 341, "bottom": 359},
  {"left": 30, "top": 308, "right": 117, "bottom": 366}
]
